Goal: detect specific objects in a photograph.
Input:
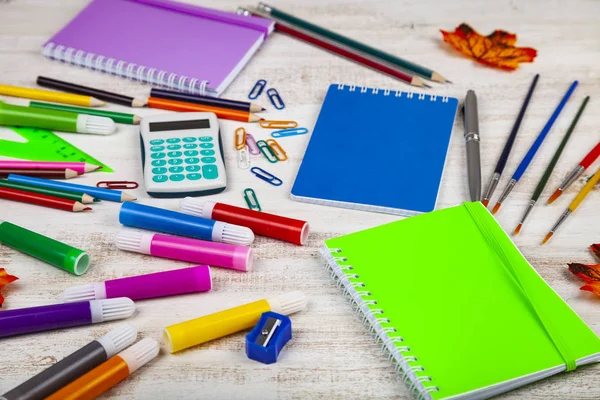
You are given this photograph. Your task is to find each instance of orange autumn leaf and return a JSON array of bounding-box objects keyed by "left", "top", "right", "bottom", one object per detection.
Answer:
[
  {"left": 580, "top": 282, "right": 600, "bottom": 297},
  {"left": 0, "top": 268, "right": 18, "bottom": 308},
  {"left": 590, "top": 244, "right": 600, "bottom": 260},
  {"left": 440, "top": 23, "right": 537, "bottom": 71},
  {"left": 568, "top": 263, "right": 600, "bottom": 283}
]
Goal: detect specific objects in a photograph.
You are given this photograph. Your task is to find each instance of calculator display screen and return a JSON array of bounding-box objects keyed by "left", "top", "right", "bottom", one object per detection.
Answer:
[{"left": 149, "top": 119, "right": 210, "bottom": 132}]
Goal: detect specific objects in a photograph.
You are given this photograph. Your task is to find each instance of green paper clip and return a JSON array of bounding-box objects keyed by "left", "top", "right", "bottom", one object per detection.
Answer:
[
  {"left": 257, "top": 140, "right": 278, "bottom": 163},
  {"left": 244, "top": 188, "right": 262, "bottom": 212}
]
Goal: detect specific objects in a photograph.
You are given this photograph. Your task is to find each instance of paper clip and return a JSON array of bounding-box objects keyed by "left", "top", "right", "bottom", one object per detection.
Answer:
[
  {"left": 248, "top": 79, "right": 267, "bottom": 100},
  {"left": 259, "top": 120, "right": 298, "bottom": 129},
  {"left": 266, "top": 139, "right": 287, "bottom": 161},
  {"left": 246, "top": 133, "right": 260, "bottom": 155},
  {"left": 243, "top": 188, "right": 262, "bottom": 211},
  {"left": 257, "top": 140, "right": 278, "bottom": 163},
  {"left": 237, "top": 147, "right": 251, "bottom": 169},
  {"left": 250, "top": 167, "right": 283, "bottom": 186},
  {"left": 271, "top": 127, "right": 309, "bottom": 138},
  {"left": 96, "top": 181, "right": 139, "bottom": 189},
  {"left": 234, "top": 127, "right": 247, "bottom": 150},
  {"left": 267, "top": 88, "right": 285, "bottom": 110}
]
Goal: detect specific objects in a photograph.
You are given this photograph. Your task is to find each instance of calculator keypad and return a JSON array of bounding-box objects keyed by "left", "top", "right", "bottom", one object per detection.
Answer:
[{"left": 149, "top": 136, "right": 219, "bottom": 183}]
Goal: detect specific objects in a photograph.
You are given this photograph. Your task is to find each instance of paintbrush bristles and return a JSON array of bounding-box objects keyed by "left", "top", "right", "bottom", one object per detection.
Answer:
[
  {"left": 548, "top": 189, "right": 562, "bottom": 204},
  {"left": 481, "top": 199, "right": 489, "bottom": 208},
  {"left": 513, "top": 224, "right": 522, "bottom": 235},
  {"left": 542, "top": 232, "right": 553, "bottom": 244},
  {"left": 491, "top": 203, "right": 502, "bottom": 215}
]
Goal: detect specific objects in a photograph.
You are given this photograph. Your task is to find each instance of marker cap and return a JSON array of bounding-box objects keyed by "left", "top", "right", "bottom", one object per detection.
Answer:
[
  {"left": 118, "top": 338, "right": 160, "bottom": 374},
  {"left": 96, "top": 324, "right": 138, "bottom": 358},
  {"left": 266, "top": 291, "right": 307, "bottom": 315},
  {"left": 89, "top": 298, "right": 136, "bottom": 323}
]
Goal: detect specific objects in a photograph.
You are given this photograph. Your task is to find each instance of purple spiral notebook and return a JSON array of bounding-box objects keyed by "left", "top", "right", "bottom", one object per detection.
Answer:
[{"left": 43, "top": 0, "right": 274, "bottom": 96}]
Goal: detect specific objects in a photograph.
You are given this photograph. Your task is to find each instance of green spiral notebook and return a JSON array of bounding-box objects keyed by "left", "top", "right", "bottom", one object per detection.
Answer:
[{"left": 321, "top": 202, "right": 600, "bottom": 400}]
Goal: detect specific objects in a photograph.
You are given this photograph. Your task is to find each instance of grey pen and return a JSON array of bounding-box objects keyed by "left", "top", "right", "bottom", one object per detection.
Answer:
[
  {"left": 1, "top": 324, "right": 136, "bottom": 400},
  {"left": 463, "top": 90, "right": 481, "bottom": 202}
]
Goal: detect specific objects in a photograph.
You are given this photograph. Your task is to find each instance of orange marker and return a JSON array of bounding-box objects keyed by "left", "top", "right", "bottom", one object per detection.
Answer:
[
  {"left": 147, "top": 97, "right": 261, "bottom": 123},
  {"left": 45, "top": 338, "right": 159, "bottom": 400}
]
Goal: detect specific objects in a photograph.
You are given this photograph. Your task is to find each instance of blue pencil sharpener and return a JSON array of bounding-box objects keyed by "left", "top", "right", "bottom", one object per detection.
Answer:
[{"left": 245, "top": 312, "right": 292, "bottom": 364}]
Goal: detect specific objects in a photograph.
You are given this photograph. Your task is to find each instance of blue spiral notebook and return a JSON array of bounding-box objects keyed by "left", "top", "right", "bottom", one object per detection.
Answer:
[{"left": 291, "top": 84, "right": 459, "bottom": 216}]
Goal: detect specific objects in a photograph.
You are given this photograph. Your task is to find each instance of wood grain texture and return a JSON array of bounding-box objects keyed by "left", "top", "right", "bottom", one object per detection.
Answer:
[{"left": 1, "top": 0, "right": 600, "bottom": 398}]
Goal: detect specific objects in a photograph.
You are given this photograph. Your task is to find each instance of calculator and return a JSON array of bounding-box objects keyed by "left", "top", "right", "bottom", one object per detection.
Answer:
[{"left": 140, "top": 112, "right": 227, "bottom": 198}]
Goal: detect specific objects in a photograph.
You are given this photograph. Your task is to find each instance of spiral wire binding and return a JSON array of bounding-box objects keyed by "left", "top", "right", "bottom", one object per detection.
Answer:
[
  {"left": 321, "top": 247, "right": 440, "bottom": 399},
  {"left": 337, "top": 83, "right": 449, "bottom": 103},
  {"left": 43, "top": 42, "right": 209, "bottom": 95}
]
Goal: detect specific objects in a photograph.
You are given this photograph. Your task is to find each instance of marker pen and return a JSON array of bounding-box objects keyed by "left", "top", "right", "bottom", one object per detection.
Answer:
[
  {"left": 0, "top": 298, "right": 135, "bottom": 338},
  {"left": 116, "top": 229, "right": 253, "bottom": 271},
  {"left": 119, "top": 202, "right": 254, "bottom": 245},
  {"left": 164, "top": 291, "right": 307, "bottom": 353},
  {"left": 45, "top": 338, "right": 159, "bottom": 400},
  {"left": 180, "top": 198, "right": 309, "bottom": 245},
  {"left": 62, "top": 265, "right": 212, "bottom": 302},
  {"left": 1, "top": 324, "right": 137, "bottom": 400}
]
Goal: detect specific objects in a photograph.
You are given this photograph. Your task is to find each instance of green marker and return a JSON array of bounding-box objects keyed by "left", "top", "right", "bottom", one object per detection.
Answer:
[
  {"left": 0, "top": 179, "right": 99, "bottom": 204},
  {"left": 0, "top": 101, "right": 116, "bottom": 135},
  {"left": 0, "top": 220, "right": 90, "bottom": 275},
  {"left": 29, "top": 102, "right": 141, "bottom": 125}
]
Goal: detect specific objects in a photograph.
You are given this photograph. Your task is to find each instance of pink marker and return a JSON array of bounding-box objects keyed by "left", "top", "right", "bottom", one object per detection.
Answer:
[
  {"left": 116, "top": 229, "right": 253, "bottom": 272},
  {"left": 61, "top": 265, "right": 212, "bottom": 302},
  {"left": 0, "top": 161, "right": 100, "bottom": 174}
]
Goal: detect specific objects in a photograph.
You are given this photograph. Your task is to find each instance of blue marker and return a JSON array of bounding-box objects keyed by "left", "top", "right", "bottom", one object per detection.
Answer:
[
  {"left": 119, "top": 202, "right": 254, "bottom": 245},
  {"left": 492, "top": 81, "right": 578, "bottom": 215},
  {"left": 7, "top": 174, "right": 136, "bottom": 202}
]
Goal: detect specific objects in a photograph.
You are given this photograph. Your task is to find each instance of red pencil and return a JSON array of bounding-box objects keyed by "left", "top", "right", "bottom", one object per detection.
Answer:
[
  {"left": 0, "top": 168, "right": 78, "bottom": 179},
  {"left": 0, "top": 187, "right": 91, "bottom": 212},
  {"left": 548, "top": 140, "right": 600, "bottom": 204}
]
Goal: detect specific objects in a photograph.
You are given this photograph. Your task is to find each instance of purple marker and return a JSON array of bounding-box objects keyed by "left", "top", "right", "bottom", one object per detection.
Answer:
[{"left": 0, "top": 298, "right": 135, "bottom": 338}]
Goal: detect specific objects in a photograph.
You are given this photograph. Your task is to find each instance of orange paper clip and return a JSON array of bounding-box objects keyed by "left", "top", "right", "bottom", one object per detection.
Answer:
[
  {"left": 266, "top": 139, "right": 288, "bottom": 161},
  {"left": 96, "top": 181, "right": 139, "bottom": 189},
  {"left": 234, "top": 127, "right": 247, "bottom": 150},
  {"left": 259, "top": 120, "right": 298, "bottom": 129}
]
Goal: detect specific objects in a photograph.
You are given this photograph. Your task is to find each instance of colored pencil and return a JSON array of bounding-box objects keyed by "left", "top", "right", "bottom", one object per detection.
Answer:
[
  {"left": 0, "top": 168, "right": 78, "bottom": 179},
  {"left": 7, "top": 174, "right": 136, "bottom": 202},
  {"left": 548, "top": 139, "right": 600, "bottom": 204},
  {"left": 482, "top": 74, "right": 539, "bottom": 207},
  {"left": 0, "top": 187, "right": 90, "bottom": 212},
  {"left": 147, "top": 97, "right": 261, "bottom": 123},
  {"left": 150, "top": 88, "right": 264, "bottom": 112},
  {"left": 0, "top": 84, "right": 104, "bottom": 107},
  {"left": 255, "top": 3, "right": 449, "bottom": 83},
  {"left": 0, "top": 179, "right": 97, "bottom": 204},
  {"left": 514, "top": 96, "right": 589, "bottom": 235},
  {"left": 543, "top": 166, "right": 600, "bottom": 244},
  {"left": 37, "top": 76, "right": 146, "bottom": 108},
  {"left": 29, "top": 102, "right": 140, "bottom": 125},
  {"left": 238, "top": 8, "right": 428, "bottom": 88},
  {"left": 0, "top": 161, "right": 99, "bottom": 174},
  {"left": 491, "top": 81, "right": 578, "bottom": 215}
]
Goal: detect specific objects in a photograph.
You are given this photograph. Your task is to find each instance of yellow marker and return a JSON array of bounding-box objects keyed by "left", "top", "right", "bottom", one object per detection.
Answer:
[
  {"left": 0, "top": 84, "right": 105, "bottom": 107},
  {"left": 542, "top": 166, "right": 600, "bottom": 244},
  {"left": 164, "top": 291, "right": 306, "bottom": 353}
]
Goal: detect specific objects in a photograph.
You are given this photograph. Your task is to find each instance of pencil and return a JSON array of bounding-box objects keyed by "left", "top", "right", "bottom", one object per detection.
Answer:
[
  {"left": 0, "top": 179, "right": 97, "bottom": 204},
  {"left": 514, "top": 96, "right": 589, "bottom": 235},
  {"left": 0, "top": 168, "right": 78, "bottom": 179},
  {"left": 482, "top": 74, "right": 539, "bottom": 207},
  {"left": 491, "top": 81, "right": 578, "bottom": 215},
  {"left": 0, "top": 84, "right": 104, "bottom": 107},
  {"left": 37, "top": 76, "right": 146, "bottom": 108},
  {"left": 542, "top": 166, "right": 600, "bottom": 244},
  {"left": 29, "top": 102, "right": 140, "bottom": 125},
  {"left": 256, "top": 3, "right": 449, "bottom": 83},
  {"left": 0, "top": 187, "right": 91, "bottom": 212},
  {"left": 238, "top": 8, "right": 428, "bottom": 88},
  {"left": 147, "top": 97, "right": 261, "bottom": 123},
  {"left": 150, "top": 88, "right": 264, "bottom": 112},
  {"left": 0, "top": 161, "right": 100, "bottom": 174}
]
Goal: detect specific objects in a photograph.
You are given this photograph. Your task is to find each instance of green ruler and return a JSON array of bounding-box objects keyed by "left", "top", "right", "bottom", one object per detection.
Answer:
[{"left": 0, "top": 127, "right": 113, "bottom": 172}]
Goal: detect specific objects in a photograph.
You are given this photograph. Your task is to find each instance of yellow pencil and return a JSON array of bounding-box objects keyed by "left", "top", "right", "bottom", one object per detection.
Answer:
[
  {"left": 0, "top": 84, "right": 105, "bottom": 107},
  {"left": 542, "top": 166, "right": 600, "bottom": 244}
]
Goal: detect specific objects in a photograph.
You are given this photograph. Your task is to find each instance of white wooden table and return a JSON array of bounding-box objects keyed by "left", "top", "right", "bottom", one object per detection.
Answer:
[{"left": 1, "top": 0, "right": 600, "bottom": 398}]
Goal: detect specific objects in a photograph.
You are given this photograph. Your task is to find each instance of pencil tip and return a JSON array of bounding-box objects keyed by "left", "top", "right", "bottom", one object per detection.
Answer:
[
  {"left": 93, "top": 198, "right": 101, "bottom": 203},
  {"left": 84, "top": 207, "right": 92, "bottom": 211},
  {"left": 261, "top": 107, "right": 266, "bottom": 111},
  {"left": 423, "top": 83, "right": 432, "bottom": 89},
  {"left": 481, "top": 199, "right": 489, "bottom": 208},
  {"left": 548, "top": 190, "right": 561, "bottom": 204},
  {"left": 542, "top": 232, "right": 553, "bottom": 244},
  {"left": 446, "top": 80, "right": 453, "bottom": 84},
  {"left": 513, "top": 224, "right": 522, "bottom": 235},
  {"left": 491, "top": 203, "right": 501, "bottom": 215}
]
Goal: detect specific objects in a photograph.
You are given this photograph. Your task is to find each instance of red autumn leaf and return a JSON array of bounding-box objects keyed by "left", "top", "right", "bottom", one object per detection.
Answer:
[
  {"left": 0, "top": 268, "right": 18, "bottom": 308},
  {"left": 440, "top": 23, "right": 537, "bottom": 71},
  {"left": 568, "top": 263, "right": 600, "bottom": 283},
  {"left": 590, "top": 244, "right": 600, "bottom": 260},
  {"left": 580, "top": 282, "right": 600, "bottom": 297}
]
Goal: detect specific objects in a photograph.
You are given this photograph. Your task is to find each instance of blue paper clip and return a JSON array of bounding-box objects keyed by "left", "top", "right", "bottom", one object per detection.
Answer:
[
  {"left": 248, "top": 79, "right": 267, "bottom": 100},
  {"left": 250, "top": 167, "right": 283, "bottom": 186},
  {"left": 246, "top": 312, "right": 292, "bottom": 365},
  {"left": 267, "top": 88, "right": 285, "bottom": 110},
  {"left": 271, "top": 127, "right": 309, "bottom": 138}
]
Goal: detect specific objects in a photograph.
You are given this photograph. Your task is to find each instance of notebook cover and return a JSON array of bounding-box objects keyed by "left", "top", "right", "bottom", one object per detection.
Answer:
[
  {"left": 323, "top": 202, "right": 600, "bottom": 399},
  {"left": 291, "top": 84, "right": 459, "bottom": 216},
  {"left": 45, "top": 0, "right": 273, "bottom": 92}
]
